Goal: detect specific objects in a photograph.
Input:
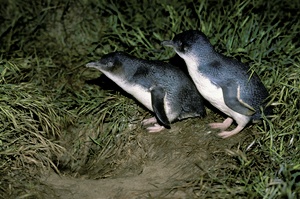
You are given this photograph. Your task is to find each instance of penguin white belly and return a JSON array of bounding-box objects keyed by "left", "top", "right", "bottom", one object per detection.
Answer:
[
  {"left": 115, "top": 83, "right": 177, "bottom": 122},
  {"left": 188, "top": 68, "right": 250, "bottom": 125},
  {"left": 101, "top": 72, "right": 153, "bottom": 111},
  {"left": 121, "top": 83, "right": 153, "bottom": 111},
  {"left": 117, "top": 83, "right": 178, "bottom": 123},
  {"left": 192, "top": 73, "right": 229, "bottom": 114}
]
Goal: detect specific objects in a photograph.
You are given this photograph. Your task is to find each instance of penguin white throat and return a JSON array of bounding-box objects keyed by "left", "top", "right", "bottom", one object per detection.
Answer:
[
  {"left": 182, "top": 53, "right": 222, "bottom": 106},
  {"left": 177, "top": 50, "right": 210, "bottom": 67},
  {"left": 177, "top": 53, "right": 218, "bottom": 104}
]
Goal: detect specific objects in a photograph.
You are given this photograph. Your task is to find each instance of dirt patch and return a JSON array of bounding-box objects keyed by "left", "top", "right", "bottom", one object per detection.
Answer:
[
  {"left": 42, "top": 113, "right": 255, "bottom": 198},
  {"left": 44, "top": 161, "right": 187, "bottom": 198}
]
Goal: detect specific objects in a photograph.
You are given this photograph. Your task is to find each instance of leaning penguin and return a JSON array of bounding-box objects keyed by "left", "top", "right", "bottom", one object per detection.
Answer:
[
  {"left": 162, "top": 30, "right": 272, "bottom": 138},
  {"left": 86, "top": 52, "right": 206, "bottom": 133}
]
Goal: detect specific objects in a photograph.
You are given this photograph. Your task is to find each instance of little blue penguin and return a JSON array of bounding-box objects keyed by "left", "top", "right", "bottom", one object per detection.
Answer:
[
  {"left": 86, "top": 52, "right": 206, "bottom": 133},
  {"left": 162, "top": 30, "right": 272, "bottom": 138}
]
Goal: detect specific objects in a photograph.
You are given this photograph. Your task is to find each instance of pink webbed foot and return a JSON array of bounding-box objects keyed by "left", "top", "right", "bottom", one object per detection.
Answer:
[
  {"left": 141, "top": 117, "right": 157, "bottom": 126},
  {"left": 146, "top": 123, "right": 165, "bottom": 133},
  {"left": 218, "top": 125, "right": 245, "bottom": 139},
  {"left": 141, "top": 117, "right": 166, "bottom": 133},
  {"left": 209, "top": 117, "right": 233, "bottom": 130}
]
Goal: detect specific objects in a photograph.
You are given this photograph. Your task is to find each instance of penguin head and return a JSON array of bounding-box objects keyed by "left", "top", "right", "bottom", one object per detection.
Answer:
[
  {"left": 162, "top": 30, "right": 214, "bottom": 63},
  {"left": 86, "top": 52, "right": 125, "bottom": 75},
  {"left": 86, "top": 52, "right": 141, "bottom": 82}
]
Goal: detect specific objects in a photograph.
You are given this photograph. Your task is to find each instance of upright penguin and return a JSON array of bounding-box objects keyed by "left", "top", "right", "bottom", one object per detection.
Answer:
[
  {"left": 86, "top": 52, "right": 206, "bottom": 132},
  {"left": 162, "top": 30, "right": 272, "bottom": 138}
]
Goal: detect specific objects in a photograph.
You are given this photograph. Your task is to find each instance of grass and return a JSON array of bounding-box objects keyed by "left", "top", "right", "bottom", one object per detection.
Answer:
[{"left": 0, "top": 0, "right": 299, "bottom": 198}]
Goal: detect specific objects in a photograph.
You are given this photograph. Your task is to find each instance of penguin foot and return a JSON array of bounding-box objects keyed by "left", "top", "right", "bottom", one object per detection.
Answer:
[
  {"left": 142, "top": 117, "right": 166, "bottom": 133},
  {"left": 218, "top": 125, "right": 244, "bottom": 139},
  {"left": 209, "top": 117, "right": 233, "bottom": 130},
  {"left": 146, "top": 123, "right": 165, "bottom": 133},
  {"left": 141, "top": 117, "right": 157, "bottom": 126}
]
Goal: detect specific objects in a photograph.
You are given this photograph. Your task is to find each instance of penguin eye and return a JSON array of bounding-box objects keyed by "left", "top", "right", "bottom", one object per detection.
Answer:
[
  {"left": 183, "top": 46, "right": 188, "bottom": 52},
  {"left": 177, "top": 41, "right": 188, "bottom": 53},
  {"left": 107, "top": 61, "right": 114, "bottom": 67},
  {"left": 180, "top": 44, "right": 188, "bottom": 53},
  {"left": 177, "top": 41, "right": 183, "bottom": 49}
]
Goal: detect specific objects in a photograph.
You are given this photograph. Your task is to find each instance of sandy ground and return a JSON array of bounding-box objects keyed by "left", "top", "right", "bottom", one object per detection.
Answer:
[
  {"left": 42, "top": 114, "right": 254, "bottom": 199},
  {"left": 45, "top": 161, "right": 188, "bottom": 199}
]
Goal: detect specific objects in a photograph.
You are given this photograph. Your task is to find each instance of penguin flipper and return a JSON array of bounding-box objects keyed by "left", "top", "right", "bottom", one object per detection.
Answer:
[
  {"left": 150, "top": 86, "right": 170, "bottom": 128},
  {"left": 221, "top": 82, "right": 256, "bottom": 116}
]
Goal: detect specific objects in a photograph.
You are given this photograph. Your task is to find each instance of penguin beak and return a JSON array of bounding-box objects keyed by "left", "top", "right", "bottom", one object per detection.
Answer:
[
  {"left": 86, "top": 61, "right": 112, "bottom": 70},
  {"left": 86, "top": 62, "right": 97, "bottom": 68},
  {"left": 86, "top": 62, "right": 105, "bottom": 70},
  {"left": 161, "top": 40, "right": 176, "bottom": 48}
]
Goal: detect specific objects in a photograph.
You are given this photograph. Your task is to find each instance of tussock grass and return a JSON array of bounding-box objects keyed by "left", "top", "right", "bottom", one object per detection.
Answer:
[
  {"left": 0, "top": 60, "right": 72, "bottom": 198},
  {"left": 0, "top": 0, "right": 299, "bottom": 198},
  {"left": 55, "top": 86, "right": 140, "bottom": 175}
]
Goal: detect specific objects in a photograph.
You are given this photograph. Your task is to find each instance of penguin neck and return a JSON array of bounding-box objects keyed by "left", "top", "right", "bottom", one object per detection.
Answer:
[
  {"left": 196, "top": 47, "right": 217, "bottom": 65},
  {"left": 184, "top": 48, "right": 217, "bottom": 70},
  {"left": 100, "top": 70, "right": 127, "bottom": 87}
]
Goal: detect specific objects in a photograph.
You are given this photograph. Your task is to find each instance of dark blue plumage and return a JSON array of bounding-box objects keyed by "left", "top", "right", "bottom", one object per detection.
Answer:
[
  {"left": 162, "top": 30, "right": 272, "bottom": 138},
  {"left": 86, "top": 52, "right": 206, "bottom": 132}
]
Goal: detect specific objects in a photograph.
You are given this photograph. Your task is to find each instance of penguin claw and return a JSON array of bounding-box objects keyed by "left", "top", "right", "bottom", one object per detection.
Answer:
[{"left": 146, "top": 124, "right": 165, "bottom": 133}]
